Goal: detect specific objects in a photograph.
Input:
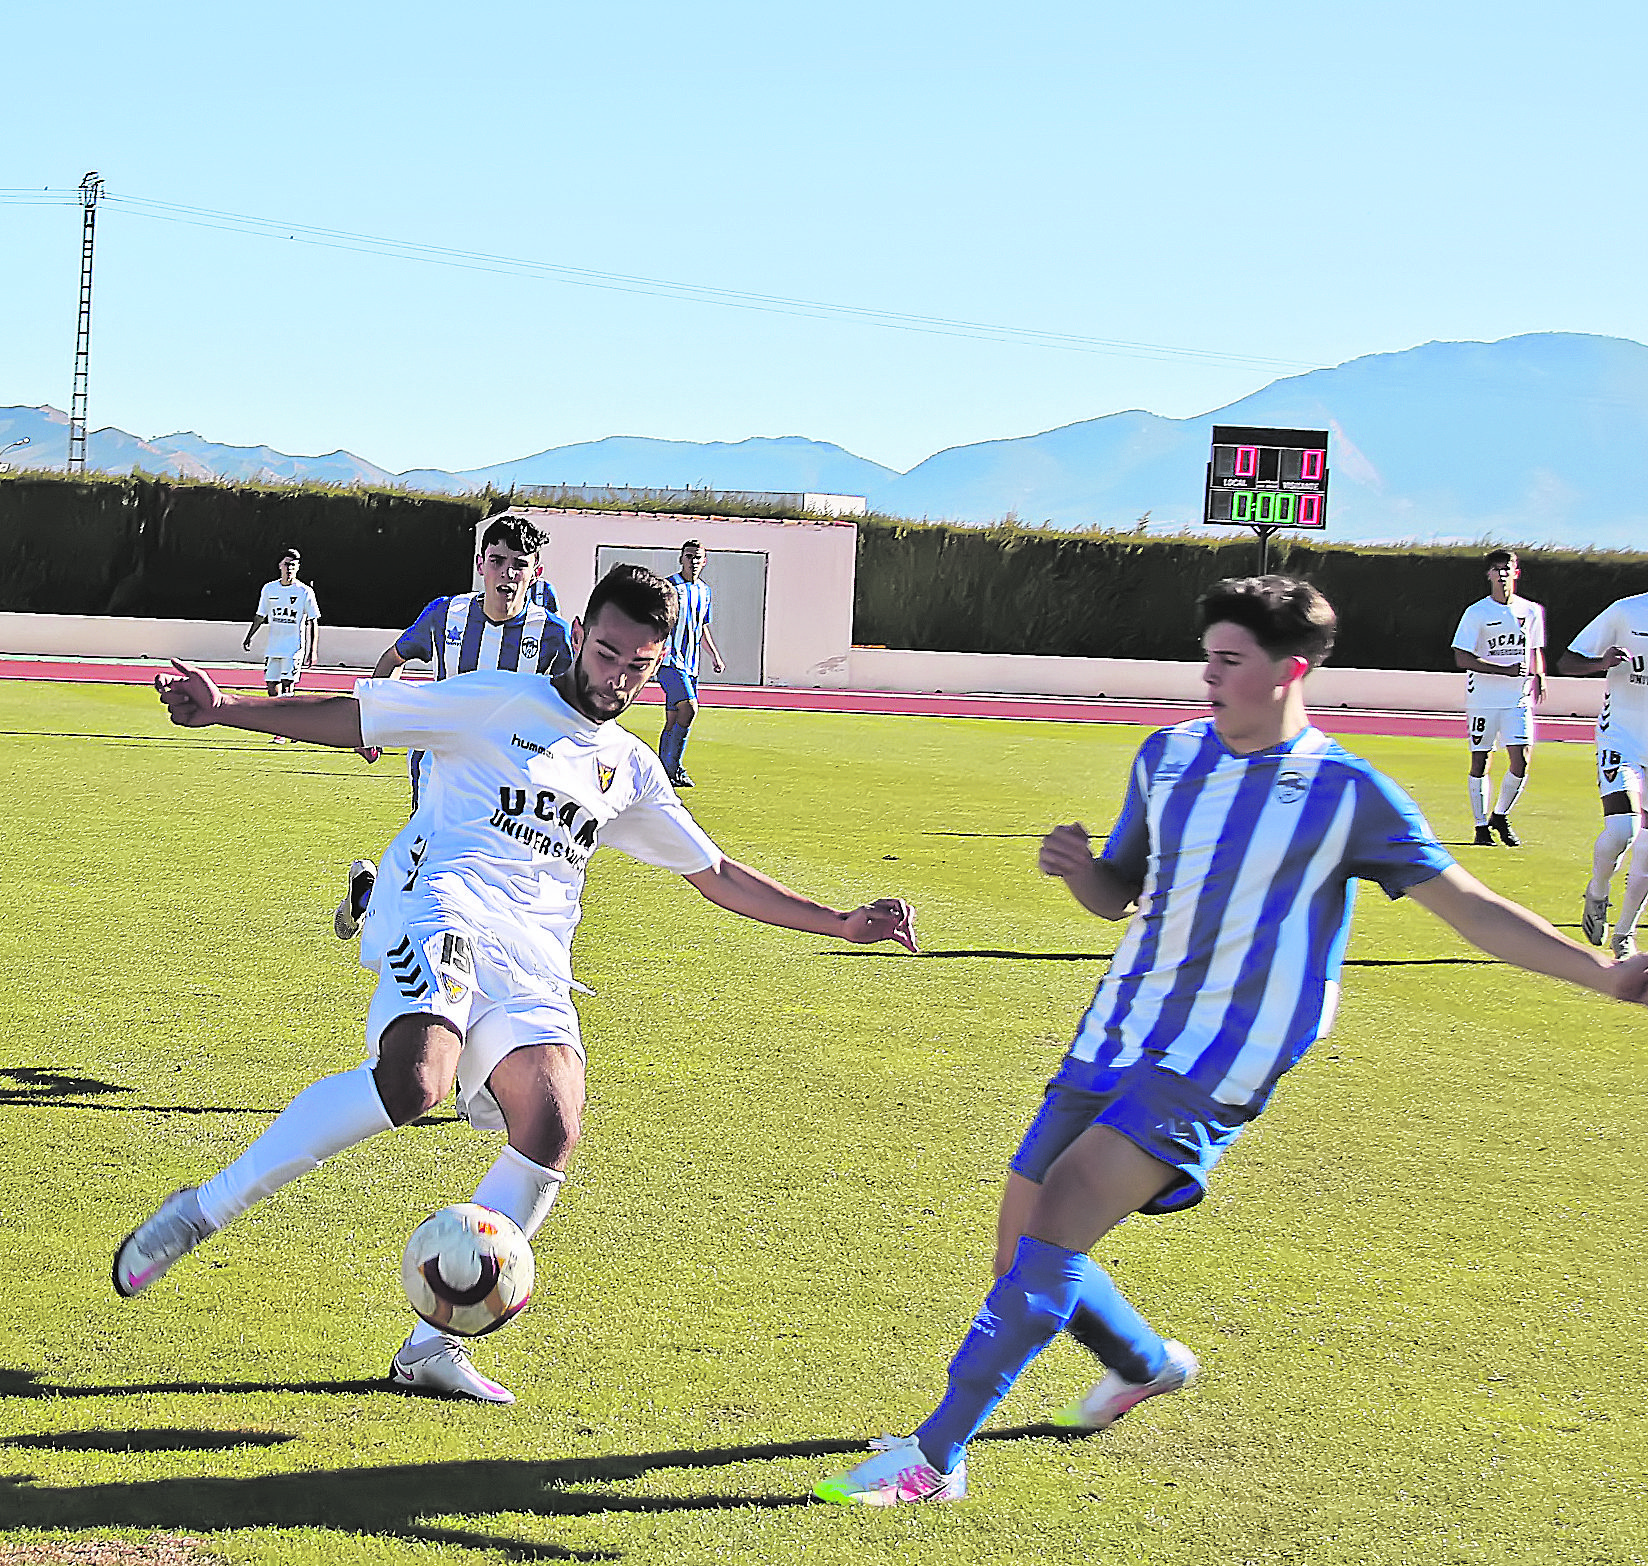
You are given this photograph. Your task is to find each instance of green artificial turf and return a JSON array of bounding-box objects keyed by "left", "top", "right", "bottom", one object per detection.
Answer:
[{"left": 0, "top": 682, "right": 1642, "bottom": 1565}]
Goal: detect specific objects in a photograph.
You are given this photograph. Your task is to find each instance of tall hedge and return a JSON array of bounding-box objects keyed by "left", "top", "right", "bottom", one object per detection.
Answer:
[
  {"left": 854, "top": 519, "right": 1648, "bottom": 671},
  {"left": 0, "top": 474, "right": 488, "bottom": 629},
  {"left": 4, "top": 474, "right": 1647, "bottom": 669}
]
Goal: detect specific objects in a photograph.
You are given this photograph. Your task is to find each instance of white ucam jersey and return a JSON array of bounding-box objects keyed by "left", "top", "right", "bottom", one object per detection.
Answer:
[
  {"left": 1072, "top": 719, "right": 1451, "bottom": 1111},
  {"left": 1569, "top": 592, "right": 1648, "bottom": 759},
  {"left": 257, "top": 581, "right": 320, "bottom": 658},
  {"left": 1452, "top": 593, "right": 1544, "bottom": 709},
  {"left": 355, "top": 670, "right": 721, "bottom": 988}
]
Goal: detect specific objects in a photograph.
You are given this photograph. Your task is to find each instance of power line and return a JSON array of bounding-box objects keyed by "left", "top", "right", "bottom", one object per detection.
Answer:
[{"left": 0, "top": 184, "right": 1319, "bottom": 372}]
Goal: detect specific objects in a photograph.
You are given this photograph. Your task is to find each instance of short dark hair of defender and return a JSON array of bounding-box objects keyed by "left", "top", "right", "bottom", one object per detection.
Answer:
[
  {"left": 481, "top": 514, "right": 548, "bottom": 556},
  {"left": 585, "top": 563, "right": 679, "bottom": 640},
  {"left": 1483, "top": 547, "right": 1518, "bottom": 569},
  {"left": 1198, "top": 575, "right": 1337, "bottom": 668}
]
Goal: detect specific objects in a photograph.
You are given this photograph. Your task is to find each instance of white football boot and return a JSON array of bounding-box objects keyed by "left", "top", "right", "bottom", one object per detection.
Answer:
[
  {"left": 113, "top": 1186, "right": 214, "bottom": 1297},
  {"left": 813, "top": 1435, "right": 966, "bottom": 1505},
  {"left": 389, "top": 1333, "right": 515, "bottom": 1405},
  {"left": 333, "top": 859, "right": 377, "bottom": 940},
  {"left": 1053, "top": 1339, "right": 1199, "bottom": 1430}
]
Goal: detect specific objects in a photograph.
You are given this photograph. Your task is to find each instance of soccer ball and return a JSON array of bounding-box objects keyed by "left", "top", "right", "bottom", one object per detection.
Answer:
[{"left": 401, "top": 1203, "right": 535, "bottom": 1337}]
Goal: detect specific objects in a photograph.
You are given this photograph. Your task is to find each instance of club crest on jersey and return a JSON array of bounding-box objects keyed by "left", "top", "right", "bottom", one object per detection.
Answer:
[
  {"left": 1274, "top": 769, "right": 1309, "bottom": 804},
  {"left": 596, "top": 759, "right": 616, "bottom": 793},
  {"left": 521, "top": 637, "right": 539, "bottom": 660}
]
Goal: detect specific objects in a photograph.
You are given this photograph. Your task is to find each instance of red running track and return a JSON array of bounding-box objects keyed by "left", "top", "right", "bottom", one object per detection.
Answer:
[{"left": 0, "top": 656, "right": 1599, "bottom": 744}]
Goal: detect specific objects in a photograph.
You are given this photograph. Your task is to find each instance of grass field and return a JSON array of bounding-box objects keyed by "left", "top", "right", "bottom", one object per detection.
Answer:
[{"left": 0, "top": 680, "right": 1643, "bottom": 1566}]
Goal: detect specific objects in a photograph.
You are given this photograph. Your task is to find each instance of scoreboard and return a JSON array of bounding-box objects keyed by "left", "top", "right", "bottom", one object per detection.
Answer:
[{"left": 1203, "top": 425, "right": 1330, "bottom": 530}]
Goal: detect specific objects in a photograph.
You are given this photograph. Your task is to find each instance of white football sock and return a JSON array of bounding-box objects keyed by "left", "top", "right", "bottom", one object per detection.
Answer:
[
  {"left": 471, "top": 1145, "right": 566, "bottom": 1240},
  {"left": 402, "top": 1147, "right": 566, "bottom": 1350},
  {"left": 1494, "top": 773, "right": 1525, "bottom": 816},
  {"left": 1467, "top": 776, "right": 1490, "bottom": 826},
  {"left": 1588, "top": 817, "right": 1636, "bottom": 900},
  {"left": 196, "top": 1067, "right": 393, "bottom": 1230},
  {"left": 1616, "top": 832, "right": 1648, "bottom": 937}
]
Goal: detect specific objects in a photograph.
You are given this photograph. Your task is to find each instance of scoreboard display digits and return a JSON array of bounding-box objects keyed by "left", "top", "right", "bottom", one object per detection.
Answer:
[{"left": 1203, "top": 425, "right": 1330, "bottom": 532}]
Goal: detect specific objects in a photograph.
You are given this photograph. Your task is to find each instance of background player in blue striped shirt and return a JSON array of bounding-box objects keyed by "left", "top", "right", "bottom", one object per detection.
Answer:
[
  {"left": 817, "top": 574, "right": 1648, "bottom": 1507},
  {"left": 657, "top": 539, "right": 724, "bottom": 788},
  {"left": 334, "top": 513, "right": 572, "bottom": 938}
]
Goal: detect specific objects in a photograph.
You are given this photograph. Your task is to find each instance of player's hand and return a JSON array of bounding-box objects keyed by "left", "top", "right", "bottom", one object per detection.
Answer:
[
  {"left": 1039, "top": 822, "right": 1095, "bottom": 879},
  {"left": 713, "top": 656, "right": 726, "bottom": 674},
  {"left": 844, "top": 898, "right": 917, "bottom": 952},
  {"left": 1608, "top": 950, "right": 1648, "bottom": 1005},
  {"left": 241, "top": 638, "right": 252, "bottom": 651},
  {"left": 155, "top": 659, "right": 226, "bottom": 727}
]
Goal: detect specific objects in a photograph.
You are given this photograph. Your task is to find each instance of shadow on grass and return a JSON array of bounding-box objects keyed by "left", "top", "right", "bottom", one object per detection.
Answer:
[
  {"left": 1342, "top": 956, "right": 1498, "bottom": 967},
  {"left": 0, "top": 1406, "right": 1088, "bottom": 1559}
]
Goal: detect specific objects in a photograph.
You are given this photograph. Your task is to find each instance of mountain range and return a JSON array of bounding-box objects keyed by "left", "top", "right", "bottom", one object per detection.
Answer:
[{"left": 5, "top": 332, "right": 1647, "bottom": 549}]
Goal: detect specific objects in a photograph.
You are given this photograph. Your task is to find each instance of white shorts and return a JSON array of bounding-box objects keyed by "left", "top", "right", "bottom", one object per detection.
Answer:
[
  {"left": 1467, "top": 705, "right": 1533, "bottom": 752},
  {"left": 362, "top": 913, "right": 584, "bottom": 1133},
  {"left": 1595, "top": 740, "right": 1647, "bottom": 802},
  {"left": 264, "top": 653, "right": 301, "bottom": 685}
]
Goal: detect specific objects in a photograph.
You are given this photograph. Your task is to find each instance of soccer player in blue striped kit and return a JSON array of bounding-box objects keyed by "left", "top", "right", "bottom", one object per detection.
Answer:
[
  {"left": 656, "top": 540, "right": 724, "bottom": 788},
  {"left": 816, "top": 574, "right": 1648, "bottom": 1506}
]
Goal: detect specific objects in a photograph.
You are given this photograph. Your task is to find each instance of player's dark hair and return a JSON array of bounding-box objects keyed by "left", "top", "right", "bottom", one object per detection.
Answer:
[
  {"left": 481, "top": 514, "right": 548, "bottom": 556},
  {"left": 681, "top": 539, "right": 703, "bottom": 553},
  {"left": 584, "top": 563, "right": 679, "bottom": 639},
  {"left": 1199, "top": 575, "right": 1337, "bottom": 667},
  {"left": 279, "top": 546, "right": 300, "bottom": 561},
  {"left": 1483, "top": 548, "right": 1518, "bottom": 569}
]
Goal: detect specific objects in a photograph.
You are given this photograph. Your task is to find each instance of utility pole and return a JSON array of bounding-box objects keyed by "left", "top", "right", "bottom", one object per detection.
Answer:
[{"left": 68, "top": 171, "right": 104, "bottom": 474}]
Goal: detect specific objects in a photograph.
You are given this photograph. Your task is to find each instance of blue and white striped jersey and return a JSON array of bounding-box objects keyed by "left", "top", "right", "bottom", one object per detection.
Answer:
[
  {"left": 662, "top": 575, "right": 713, "bottom": 679},
  {"left": 1073, "top": 718, "right": 1452, "bottom": 1111},
  {"left": 395, "top": 592, "right": 571, "bottom": 681}
]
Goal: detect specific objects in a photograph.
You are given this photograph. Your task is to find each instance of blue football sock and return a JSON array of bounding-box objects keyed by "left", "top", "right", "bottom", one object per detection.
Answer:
[
  {"left": 913, "top": 1236, "right": 1085, "bottom": 1473},
  {"left": 674, "top": 725, "right": 693, "bottom": 768},
  {"left": 659, "top": 725, "right": 680, "bottom": 772},
  {"left": 1063, "top": 1256, "right": 1168, "bottom": 1383}
]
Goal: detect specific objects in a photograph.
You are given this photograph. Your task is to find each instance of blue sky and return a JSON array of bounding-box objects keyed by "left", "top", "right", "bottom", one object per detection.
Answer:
[{"left": 4, "top": 0, "right": 1645, "bottom": 476}]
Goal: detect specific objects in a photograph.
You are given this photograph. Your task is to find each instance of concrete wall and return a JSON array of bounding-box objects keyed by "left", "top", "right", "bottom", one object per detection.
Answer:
[
  {"left": 0, "top": 612, "right": 407, "bottom": 671},
  {"left": 846, "top": 647, "right": 1605, "bottom": 719},
  {"left": 0, "top": 610, "right": 1607, "bottom": 718},
  {"left": 518, "top": 508, "right": 860, "bottom": 688}
]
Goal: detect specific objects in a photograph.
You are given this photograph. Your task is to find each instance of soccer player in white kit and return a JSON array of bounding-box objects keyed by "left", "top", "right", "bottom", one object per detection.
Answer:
[
  {"left": 116, "top": 564, "right": 917, "bottom": 1404},
  {"left": 1560, "top": 589, "right": 1648, "bottom": 958},
  {"left": 1451, "top": 550, "right": 1544, "bottom": 847},
  {"left": 243, "top": 548, "right": 321, "bottom": 700}
]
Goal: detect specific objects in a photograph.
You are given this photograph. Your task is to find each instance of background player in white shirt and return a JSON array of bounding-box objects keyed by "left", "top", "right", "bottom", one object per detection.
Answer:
[
  {"left": 1560, "top": 589, "right": 1648, "bottom": 958},
  {"left": 815, "top": 575, "right": 1648, "bottom": 1508},
  {"left": 243, "top": 548, "right": 321, "bottom": 701},
  {"left": 1451, "top": 549, "right": 1545, "bottom": 847},
  {"left": 117, "top": 564, "right": 917, "bottom": 1404}
]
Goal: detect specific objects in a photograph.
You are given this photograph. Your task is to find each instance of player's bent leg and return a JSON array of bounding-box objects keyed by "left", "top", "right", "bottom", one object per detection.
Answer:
[
  {"left": 114, "top": 1061, "right": 405, "bottom": 1297},
  {"left": 1585, "top": 797, "right": 1637, "bottom": 941},
  {"left": 371, "top": 1016, "right": 464, "bottom": 1126}
]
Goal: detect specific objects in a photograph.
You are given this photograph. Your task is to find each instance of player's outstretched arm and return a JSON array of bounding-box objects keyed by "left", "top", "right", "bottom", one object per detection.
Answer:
[
  {"left": 155, "top": 659, "right": 365, "bottom": 748},
  {"left": 684, "top": 858, "right": 917, "bottom": 951},
  {"left": 1406, "top": 864, "right": 1648, "bottom": 1003},
  {"left": 1039, "top": 823, "right": 1141, "bottom": 920},
  {"left": 1558, "top": 646, "right": 1628, "bottom": 676}
]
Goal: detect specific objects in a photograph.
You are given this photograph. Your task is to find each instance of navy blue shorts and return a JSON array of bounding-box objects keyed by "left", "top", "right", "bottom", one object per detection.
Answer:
[
  {"left": 1010, "top": 1057, "right": 1254, "bottom": 1214},
  {"left": 657, "top": 665, "right": 697, "bottom": 706}
]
